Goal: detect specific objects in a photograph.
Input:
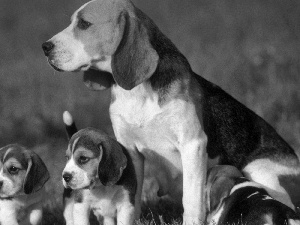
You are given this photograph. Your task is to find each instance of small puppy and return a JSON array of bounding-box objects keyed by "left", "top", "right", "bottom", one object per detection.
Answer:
[
  {"left": 62, "top": 111, "right": 137, "bottom": 225},
  {"left": 206, "top": 165, "right": 300, "bottom": 225},
  {"left": 0, "top": 144, "right": 50, "bottom": 225}
]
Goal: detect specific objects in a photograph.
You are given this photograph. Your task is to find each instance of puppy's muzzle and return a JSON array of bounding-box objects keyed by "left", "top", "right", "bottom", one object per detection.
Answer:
[
  {"left": 63, "top": 173, "right": 73, "bottom": 183},
  {"left": 42, "top": 41, "right": 55, "bottom": 56}
]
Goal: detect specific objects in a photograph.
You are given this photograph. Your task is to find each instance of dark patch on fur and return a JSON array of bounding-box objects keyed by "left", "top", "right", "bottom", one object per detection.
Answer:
[
  {"left": 111, "top": 10, "right": 158, "bottom": 90},
  {"left": 63, "top": 188, "right": 73, "bottom": 199},
  {"left": 74, "top": 190, "right": 83, "bottom": 203},
  {"left": 71, "top": 131, "right": 104, "bottom": 157},
  {"left": 218, "top": 186, "right": 300, "bottom": 224},
  {"left": 134, "top": 7, "right": 192, "bottom": 103},
  {"left": 115, "top": 145, "right": 137, "bottom": 204},
  {"left": 194, "top": 74, "right": 299, "bottom": 169},
  {"left": 279, "top": 173, "right": 300, "bottom": 208},
  {"left": 65, "top": 122, "right": 78, "bottom": 140},
  {"left": 63, "top": 188, "right": 73, "bottom": 206}
]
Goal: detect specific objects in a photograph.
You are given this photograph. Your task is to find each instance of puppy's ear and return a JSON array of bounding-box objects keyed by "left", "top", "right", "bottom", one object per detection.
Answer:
[
  {"left": 83, "top": 69, "right": 115, "bottom": 91},
  {"left": 111, "top": 11, "right": 159, "bottom": 90},
  {"left": 23, "top": 151, "right": 50, "bottom": 194},
  {"left": 208, "top": 176, "right": 236, "bottom": 212},
  {"left": 206, "top": 166, "right": 242, "bottom": 212},
  {"left": 98, "top": 140, "right": 127, "bottom": 186}
]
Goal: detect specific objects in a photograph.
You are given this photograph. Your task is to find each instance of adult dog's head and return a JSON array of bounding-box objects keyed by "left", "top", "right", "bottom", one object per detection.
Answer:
[
  {"left": 42, "top": 0, "right": 160, "bottom": 91},
  {"left": 0, "top": 144, "right": 50, "bottom": 198},
  {"left": 62, "top": 128, "right": 127, "bottom": 189}
]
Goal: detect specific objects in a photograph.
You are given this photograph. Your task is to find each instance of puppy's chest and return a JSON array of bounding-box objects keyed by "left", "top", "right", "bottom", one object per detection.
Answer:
[
  {"left": 89, "top": 187, "right": 128, "bottom": 217},
  {"left": 90, "top": 198, "right": 116, "bottom": 217},
  {"left": 0, "top": 200, "right": 26, "bottom": 220}
]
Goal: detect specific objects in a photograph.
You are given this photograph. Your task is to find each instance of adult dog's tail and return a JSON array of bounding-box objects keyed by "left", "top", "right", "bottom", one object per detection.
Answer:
[{"left": 63, "top": 111, "right": 78, "bottom": 139}]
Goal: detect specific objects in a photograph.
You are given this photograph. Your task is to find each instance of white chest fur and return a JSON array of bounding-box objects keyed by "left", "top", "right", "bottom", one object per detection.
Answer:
[
  {"left": 88, "top": 185, "right": 130, "bottom": 218},
  {"left": 0, "top": 192, "right": 43, "bottom": 225},
  {"left": 110, "top": 84, "right": 203, "bottom": 198}
]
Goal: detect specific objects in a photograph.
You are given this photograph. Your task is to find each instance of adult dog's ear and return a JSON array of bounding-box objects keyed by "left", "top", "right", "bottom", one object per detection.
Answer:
[
  {"left": 23, "top": 151, "right": 50, "bottom": 194},
  {"left": 111, "top": 10, "right": 159, "bottom": 90},
  {"left": 98, "top": 140, "right": 127, "bottom": 186},
  {"left": 83, "top": 69, "right": 115, "bottom": 91}
]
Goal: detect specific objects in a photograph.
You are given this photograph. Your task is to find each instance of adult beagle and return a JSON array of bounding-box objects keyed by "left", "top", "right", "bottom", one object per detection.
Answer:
[
  {"left": 0, "top": 144, "right": 50, "bottom": 225},
  {"left": 206, "top": 165, "right": 300, "bottom": 225},
  {"left": 42, "top": 0, "right": 300, "bottom": 223},
  {"left": 62, "top": 111, "right": 137, "bottom": 225}
]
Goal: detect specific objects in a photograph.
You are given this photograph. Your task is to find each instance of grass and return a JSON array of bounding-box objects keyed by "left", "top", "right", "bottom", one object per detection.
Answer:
[{"left": 0, "top": 0, "right": 300, "bottom": 224}]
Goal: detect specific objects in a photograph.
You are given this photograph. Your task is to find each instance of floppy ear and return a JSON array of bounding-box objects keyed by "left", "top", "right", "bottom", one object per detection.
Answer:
[
  {"left": 23, "top": 151, "right": 50, "bottom": 194},
  {"left": 83, "top": 69, "right": 115, "bottom": 91},
  {"left": 98, "top": 140, "right": 127, "bottom": 186},
  {"left": 111, "top": 10, "right": 159, "bottom": 90},
  {"left": 208, "top": 176, "right": 236, "bottom": 212}
]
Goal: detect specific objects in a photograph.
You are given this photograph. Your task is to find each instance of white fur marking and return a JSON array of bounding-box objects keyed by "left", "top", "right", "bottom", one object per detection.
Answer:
[
  {"left": 243, "top": 159, "right": 300, "bottom": 209},
  {"left": 63, "top": 111, "right": 73, "bottom": 126},
  {"left": 246, "top": 191, "right": 259, "bottom": 199},
  {"left": 63, "top": 155, "right": 90, "bottom": 189}
]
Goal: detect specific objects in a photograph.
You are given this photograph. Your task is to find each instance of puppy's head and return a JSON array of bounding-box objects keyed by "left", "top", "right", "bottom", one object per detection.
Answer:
[
  {"left": 42, "top": 0, "right": 159, "bottom": 90},
  {"left": 62, "top": 128, "right": 127, "bottom": 189},
  {"left": 0, "top": 144, "right": 50, "bottom": 198}
]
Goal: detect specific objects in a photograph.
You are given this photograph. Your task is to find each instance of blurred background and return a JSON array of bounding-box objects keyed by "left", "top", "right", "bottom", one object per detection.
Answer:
[{"left": 1, "top": 0, "right": 300, "bottom": 223}]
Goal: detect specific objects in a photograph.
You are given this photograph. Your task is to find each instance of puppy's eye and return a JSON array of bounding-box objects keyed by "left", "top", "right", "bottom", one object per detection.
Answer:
[
  {"left": 65, "top": 156, "right": 69, "bottom": 161},
  {"left": 78, "top": 156, "right": 89, "bottom": 165},
  {"left": 9, "top": 166, "right": 19, "bottom": 175},
  {"left": 77, "top": 18, "right": 92, "bottom": 30}
]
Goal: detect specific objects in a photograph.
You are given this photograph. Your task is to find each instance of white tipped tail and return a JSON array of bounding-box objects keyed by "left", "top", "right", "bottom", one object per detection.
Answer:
[
  {"left": 63, "top": 111, "right": 73, "bottom": 126},
  {"left": 63, "top": 111, "right": 78, "bottom": 139}
]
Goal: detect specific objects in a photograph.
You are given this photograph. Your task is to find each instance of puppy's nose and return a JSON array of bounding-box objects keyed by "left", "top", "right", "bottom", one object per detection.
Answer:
[
  {"left": 42, "top": 41, "right": 55, "bottom": 56},
  {"left": 63, "top": 173, "right": 73, "bottom": 183},
  {"left": 0, "top": 181, "right": 3, "bottom": 188}
]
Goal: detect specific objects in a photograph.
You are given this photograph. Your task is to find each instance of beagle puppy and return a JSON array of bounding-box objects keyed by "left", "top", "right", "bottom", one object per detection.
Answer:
[
  {"left": 206, "top": 165, "right": 300, "bottom": 225},
  {"left": 0, "top": 144, "right": 50, "bottom": 225},
  {"left": 62, "top": 111, "right": 137, "bottom": 225},
  {"left": 43, "top": 0, "right": 300, "bottom": 223}
]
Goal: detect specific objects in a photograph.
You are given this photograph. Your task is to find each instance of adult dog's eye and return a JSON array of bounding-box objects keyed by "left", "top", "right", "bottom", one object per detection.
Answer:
[
  {"left": 77, "top": 18, "right": 92, "bottom": 30},
  {"left": 78, "top": 156, "right": 89, "bottom": 164},
  {"left": 9, "top": 166, "right": 19, "bottom": 175}
]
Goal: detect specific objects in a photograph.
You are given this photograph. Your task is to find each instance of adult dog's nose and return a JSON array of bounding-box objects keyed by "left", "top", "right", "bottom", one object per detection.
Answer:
[
  {"left": 42, "top": 41, "right": 55, "bottom": 56},
  {"left": 63, "top": 173, "right": 73, "bottom": 183}
]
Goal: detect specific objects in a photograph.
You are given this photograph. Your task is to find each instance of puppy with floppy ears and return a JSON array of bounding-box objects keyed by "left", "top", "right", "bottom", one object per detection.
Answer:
[
  {"left": 62, "top": 111, "right": 137, "bottom": 225},
  {"left": 206, "top": 165, "right": 300, "bottom": 225},
  {"left": 0, "top": 144, "right": 50, "bottom": 225}
]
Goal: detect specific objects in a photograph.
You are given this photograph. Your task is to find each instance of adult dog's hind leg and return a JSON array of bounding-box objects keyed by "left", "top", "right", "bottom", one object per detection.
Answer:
[{"left": 243, "top": 159, "right": 300, "bottom": 210}]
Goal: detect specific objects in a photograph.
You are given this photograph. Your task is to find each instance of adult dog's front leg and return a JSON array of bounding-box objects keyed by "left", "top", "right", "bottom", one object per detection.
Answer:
[{"left": 180, "top": 132, "right": 208, "bottom": 225}]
